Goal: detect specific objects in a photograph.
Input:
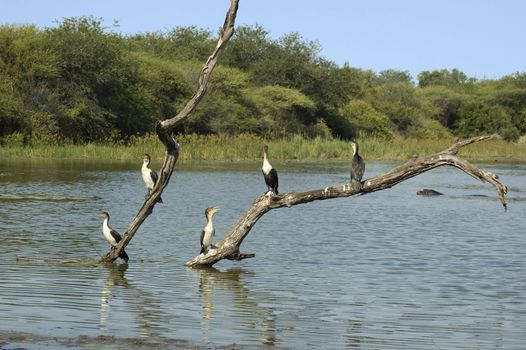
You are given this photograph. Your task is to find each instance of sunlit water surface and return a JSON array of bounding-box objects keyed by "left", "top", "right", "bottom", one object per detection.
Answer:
[{"left": 0, "top": 159, "right": 525, "bottom": 349}]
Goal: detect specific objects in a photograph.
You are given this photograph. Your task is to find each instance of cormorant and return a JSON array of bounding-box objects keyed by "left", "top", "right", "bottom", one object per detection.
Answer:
[
  {"left": 350, "top": 140, "right": 365, "bottom": 186},
  {"left": 99, "top": 211, "right": 129, "bottom": 262},
  {"left": 142, "top": 154, "right": 162, "bottom": 203},
  {"left": 200, "top": 207, "right": 219, "bottom": 254},
  {"left": 262, "top": 145, "right": 279, "bottom": 194}
]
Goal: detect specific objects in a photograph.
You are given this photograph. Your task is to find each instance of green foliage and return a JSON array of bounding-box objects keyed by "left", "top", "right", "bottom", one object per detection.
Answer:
[
  {"left": 132, "top": 52, "right": 192, "bottom": 119},
  {"left": 222, "top": 25, "right": 271, "bottom": 70},
  {"left": 320, "top": 109, "right": 355, "bottom": 140},
  {"left": 44, "top": 17, "right": 156, "bottom": 139},
  {"left": 245, "top": 85, "right": 316, "bottom": 137},
  {"left": 187, "top": 93, "right": 251, "bottom": 135},
  {"left": 367, "top": 82, "right": 420, "bottom": 133},
  {"left": 24, "top": 86, "right": 63, "bottom": 143},
  {"left": 405, "top": 117, "right": 452, "bottom": 139},
  {"left": 0, "top": 25, "right": 59, "bottom": 88},
  {"left": 377, "top": 69, "right": 413, "bottom": 84},
  {"left": 490, "top": 86, "right": 526, "bottom": 133},
  {"left": 416, "top": 85, "right": 465, "bottom": 128},
  {"left": 418, "top": 68, "right": 475, "bottom": 88},
  {"left": 0, "top": 74, "right": 26, "bottom": 137},
  {"left": 209, "top": 66, "right": 250, "bottom": 96},
  {"left": 128, "top": 26, "right": 214, "bottom": 62},
  {"left": 340, "top": 64, "right": 377, "bottom": 99},
  {"left": 3, "top": 133, "right": 525, "bottom": 162},
  {"left": 44, "top": 17, "right": 125, "bottom": 91},
  {"left": 0, "top": 20, "right": 525, "bottom": 145},
  {"left": 248, "top": 31, "right": 325, "bottom": 96},
  {"left": 339, "top": 100, "right": 393, "bottom": 139},
  {"left": 185, "top": 66, "right": 252, "bottom": 135},
  {"left": 456, "top": 100, "right": 520, "bottom": 141}
]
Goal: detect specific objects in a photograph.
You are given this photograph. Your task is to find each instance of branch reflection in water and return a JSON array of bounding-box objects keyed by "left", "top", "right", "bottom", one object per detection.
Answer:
[
  {"left": 99, "top": 263, "right": 169, "bottom": 338},
  {"left": 195, "top": 267, "right": 278, "bottom": 347}
]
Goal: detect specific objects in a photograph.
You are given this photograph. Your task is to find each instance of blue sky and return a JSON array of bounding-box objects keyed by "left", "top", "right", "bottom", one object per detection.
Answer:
[{"left": 3, "top": 0, "right": 525, "bottom": 79}]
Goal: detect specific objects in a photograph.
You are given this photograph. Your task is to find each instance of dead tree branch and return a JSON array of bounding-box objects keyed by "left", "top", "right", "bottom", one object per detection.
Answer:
[
  {"left": 185, "top": 136, "right": 508, "bottom": 267},
  {"left": 100, "top": 0, "right": 239, "bottom": 264}
]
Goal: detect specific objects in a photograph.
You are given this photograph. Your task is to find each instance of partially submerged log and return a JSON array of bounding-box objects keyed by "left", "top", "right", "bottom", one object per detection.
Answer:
[
  {"left": 417, "top": 189, "right": 443, "bottom": 196},
  {"left": 185, "top": 136, "right": 508, "bottom": 267},
  {"left": 100, "top": 0, "right": 240, "bottom": 264}
]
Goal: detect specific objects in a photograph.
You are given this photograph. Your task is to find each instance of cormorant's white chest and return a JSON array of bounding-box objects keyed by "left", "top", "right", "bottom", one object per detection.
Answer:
[
  {"left": 202, "top": 221, "right": 215, "bottom": 245},
  {"left": 262, "top": 157, "right": 273, "bottom": 175},
  {"left": 102, "top": 218, "right": 117, "bottom": 246},
  {"left": 141, "top": 163, "right": 155, "bottom": 190}
]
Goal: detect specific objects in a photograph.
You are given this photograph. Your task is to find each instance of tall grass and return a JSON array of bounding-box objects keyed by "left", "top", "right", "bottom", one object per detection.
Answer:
[{"left": 1, "top": 134, "right": 525, "bottom": 162}]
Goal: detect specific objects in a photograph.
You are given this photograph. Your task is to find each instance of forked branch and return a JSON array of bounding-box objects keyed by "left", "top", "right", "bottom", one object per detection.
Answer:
[
  {"left": 100, "top": 0, "right": 240, "bottom": 264},
  {"left": 185, "top": 136, "right": 508, "bottom": 267}
]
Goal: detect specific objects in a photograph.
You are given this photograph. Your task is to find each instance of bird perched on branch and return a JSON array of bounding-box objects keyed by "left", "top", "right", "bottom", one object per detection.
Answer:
[
  {"left": 350, "top": 140, "right": 365, "bottom": 187},
  {"left": 262, "top": 145, "right": 279, "bottom": 195},
  {"left": 200, "top": 207, "right": 219, "bottom": 255},
  {"left": 99, "top": 211, "right": 129, "bottom": 262},
  {"left": 141, "top": 153, "right": 162, "bottom": 203}
]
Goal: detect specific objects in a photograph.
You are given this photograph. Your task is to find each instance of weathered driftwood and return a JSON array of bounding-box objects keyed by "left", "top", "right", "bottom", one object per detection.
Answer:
[
  {"left": 185, "top": 136, "right": 508, "bottom": 267},
  {"left": 100, "top": 0, "right": 239, "bottom": 263}
]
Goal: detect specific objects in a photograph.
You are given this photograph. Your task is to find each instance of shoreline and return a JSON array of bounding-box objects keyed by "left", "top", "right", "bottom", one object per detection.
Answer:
[
  {"left": 0, "top": 331, "right": 253, "bottom": 350},
  {"left": 1, "top": 134, "right": 525, "bottom": 163}
]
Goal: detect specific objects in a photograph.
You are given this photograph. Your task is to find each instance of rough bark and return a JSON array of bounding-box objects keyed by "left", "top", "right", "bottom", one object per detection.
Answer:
[
  {"left": 185, "top": 135, "right": 508, "bottom": 267},
  {"left": 100, "top": 0, "right": 239, "bottom": 264}
]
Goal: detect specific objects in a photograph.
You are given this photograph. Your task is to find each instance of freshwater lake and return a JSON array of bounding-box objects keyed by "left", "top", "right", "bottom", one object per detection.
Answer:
[{"left": 0, "top": 158, "right": 525, "bottom": 349}]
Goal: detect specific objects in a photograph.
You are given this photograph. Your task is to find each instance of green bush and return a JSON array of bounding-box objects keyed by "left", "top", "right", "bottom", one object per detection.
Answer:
[
  {"left": 456, "top": 101, "right": 520, "bottom": 141},
  {"left": 367, "top": 82, "right": 420, "bottom": 133},
  {"left": 339, "top": 100, "right": 393, "bottom": 139},
  {"left": 244, "top": 85, "right": 316, "bottom": 137},
  {"left": 405, "top": 117, "right": 452, "bottom": 139},
  {"left": 1, "top": 20, "right": 525, "bottom": 145}
]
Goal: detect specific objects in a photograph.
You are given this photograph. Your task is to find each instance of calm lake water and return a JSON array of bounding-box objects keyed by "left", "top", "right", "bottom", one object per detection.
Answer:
[{"left": 0, "top": 158, "right": 525, "bottom": 349}]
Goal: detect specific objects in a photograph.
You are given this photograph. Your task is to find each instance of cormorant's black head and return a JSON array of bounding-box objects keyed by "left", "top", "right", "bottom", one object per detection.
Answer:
[
  {"left": 99, "top": 211, "right": 109, "bottom": 220},
  {"left": 143, "top": 154, "right": 151, "bottom": 163},
  {"left": 263, "top": 145, "right": 269, "bottom": 154}
]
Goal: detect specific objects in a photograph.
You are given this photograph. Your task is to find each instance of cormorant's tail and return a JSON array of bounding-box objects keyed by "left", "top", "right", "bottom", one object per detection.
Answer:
[
  {"left": 200, "top": 246, "right": 207, "bottom": 254},
  {"left": 119, "top": 249, "right": 129, "bottom": 263}
]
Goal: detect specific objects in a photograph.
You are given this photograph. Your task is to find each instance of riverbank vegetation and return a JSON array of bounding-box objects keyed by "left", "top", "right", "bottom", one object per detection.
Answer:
[
  {"left": 1, "top": 133, "right": 525, "bottom": 162},
  {"left": 1, "top": 17, "right": 526, "bottom": 150}
]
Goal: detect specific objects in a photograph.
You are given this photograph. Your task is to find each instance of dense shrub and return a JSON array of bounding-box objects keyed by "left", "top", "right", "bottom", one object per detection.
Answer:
[{"left": 0, "top": 19, "right": 525, "bottom": 144}]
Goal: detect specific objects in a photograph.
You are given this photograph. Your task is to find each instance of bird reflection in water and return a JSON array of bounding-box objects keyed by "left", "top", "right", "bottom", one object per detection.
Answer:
[
  {"left": 196, "top": 267, "right": 278, "bottom": 347},
  {"left": 99, "top": 263, "right": 167, "bottom": 339},
  {"left": 345, "top": 318, "right": 366, "bottom": 348},
  {"left": 100, "top": 263, "right": 129, "bottom": 332}
]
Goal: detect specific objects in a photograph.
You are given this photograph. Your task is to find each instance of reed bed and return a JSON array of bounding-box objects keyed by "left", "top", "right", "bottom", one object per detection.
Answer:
[{"left": 1, "top": 134, "right": 524, "bottom": 163}]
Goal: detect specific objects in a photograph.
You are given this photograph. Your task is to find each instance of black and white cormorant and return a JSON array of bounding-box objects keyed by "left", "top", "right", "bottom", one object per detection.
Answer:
[
  {"left": 99, "top": 211, "right": 129, "bottom": 262},
  {"left": 200, "top": 207, "right": 219, "bottom": 254},
  {"left": 262, "top": 145, "right": 279, "bottom": 195},
  {"left": 350, "top": 140, "right": 365, "bottom": 186},
  {"left": 142, "top": 153, "right": 162, "bottom": 203}
]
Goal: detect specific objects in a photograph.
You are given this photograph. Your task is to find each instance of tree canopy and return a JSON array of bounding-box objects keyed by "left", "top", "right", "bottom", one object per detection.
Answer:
[{"left": 1, "top": 18, "right": 525, "bottom": 144}]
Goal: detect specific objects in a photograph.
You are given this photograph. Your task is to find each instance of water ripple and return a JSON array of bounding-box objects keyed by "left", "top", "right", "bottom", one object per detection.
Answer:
[{"left": 0, "top": 160, "right": 525, "bottom": 349}]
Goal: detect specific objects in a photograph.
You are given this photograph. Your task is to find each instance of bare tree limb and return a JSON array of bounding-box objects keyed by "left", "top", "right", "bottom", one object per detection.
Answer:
[
  {"left": 100, "top": 0, "right": 240, "bottom": 264},
  {"left": 185, "top": 136, "right": 509, "bottom": 267}
]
